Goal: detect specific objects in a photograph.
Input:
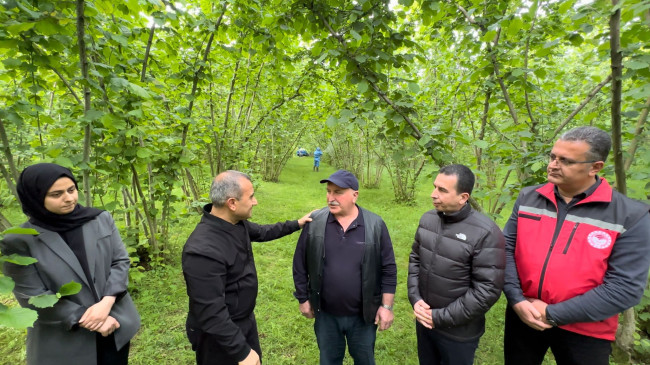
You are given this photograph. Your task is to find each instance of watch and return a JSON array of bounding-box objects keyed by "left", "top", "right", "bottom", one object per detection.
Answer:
[
  {"left": 381, "top": 304, "right": 393, "bottom": 311},
  {"left": 545, "top": 307, "right": 558, "bottom": 327}
]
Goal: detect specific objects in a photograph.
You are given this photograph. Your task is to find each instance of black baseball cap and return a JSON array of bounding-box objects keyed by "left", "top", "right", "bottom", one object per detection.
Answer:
[{"left": 320, "top": 170, "right": 359, "bottom": 191}]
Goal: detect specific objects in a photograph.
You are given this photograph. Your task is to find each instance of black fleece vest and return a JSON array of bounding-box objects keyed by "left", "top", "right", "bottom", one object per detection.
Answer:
[{"left": 305, "top": 206, "right": 383, "bottom": 324}]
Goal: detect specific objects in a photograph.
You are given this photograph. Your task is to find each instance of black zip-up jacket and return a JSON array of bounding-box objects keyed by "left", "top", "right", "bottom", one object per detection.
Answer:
[
  {"left": 182, "top": 204, "right": 300, "bottom": 362},
  {"left": 408, "top": 203, "right": 505, "bottom": 341}
]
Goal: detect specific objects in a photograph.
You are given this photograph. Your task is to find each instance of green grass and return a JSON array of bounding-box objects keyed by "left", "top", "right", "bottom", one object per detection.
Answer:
[{"left": 3, "top": 156, "right": 636, "bottom": 364}]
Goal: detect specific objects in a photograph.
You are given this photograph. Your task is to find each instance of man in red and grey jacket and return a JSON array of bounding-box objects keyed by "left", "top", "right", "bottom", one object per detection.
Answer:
[{"left": 503, "top": 126, "right": 650, "bottom": 365}]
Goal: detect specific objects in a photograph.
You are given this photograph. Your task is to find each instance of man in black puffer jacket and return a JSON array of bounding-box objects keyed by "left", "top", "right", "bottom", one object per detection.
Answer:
[{"left": 408, "top": 164, "right": 505, "bottom": 365}]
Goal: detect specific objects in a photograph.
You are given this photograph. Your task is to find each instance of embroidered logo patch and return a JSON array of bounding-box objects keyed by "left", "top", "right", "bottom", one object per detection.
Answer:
[
  {"left": 456, "top": 233, "right": 467, "bottom": 241},
  {"left": 588, "top": 231, "right": 612, "bottom": 249}
]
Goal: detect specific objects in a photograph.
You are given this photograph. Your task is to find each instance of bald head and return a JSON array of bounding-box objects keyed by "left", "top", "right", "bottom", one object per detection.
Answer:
[{"left": 210, "top": 170, "right": 252, "bottom": 207}]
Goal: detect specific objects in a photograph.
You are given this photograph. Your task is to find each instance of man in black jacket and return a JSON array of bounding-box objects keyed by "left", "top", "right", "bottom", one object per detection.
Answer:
[
  {"left": 408, "top": 164, "right": 505, "bottom": 365},
  {"left": 182, "top": 170, "right": 313, "bottom": 365}
]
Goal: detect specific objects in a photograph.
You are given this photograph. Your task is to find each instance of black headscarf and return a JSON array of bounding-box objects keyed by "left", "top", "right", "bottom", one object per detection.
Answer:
[{"left": 16, "top": 163, "right": 103, "bottom": 232}]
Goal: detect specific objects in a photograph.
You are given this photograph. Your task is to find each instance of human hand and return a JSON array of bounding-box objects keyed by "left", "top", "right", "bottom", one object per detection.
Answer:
[
  {"left": 97, "top": 316, "right": 120, "bottom": 337},
  {"left": 79, "top": 296, "right": 116, "bottom": 331},
  {"left": 527, "top": 298, "right": 550, "bottom": 322},
  {"left": 299, "top": 301, "right": 314, "bottom": 319},
  {"left": 375, "top": 306, "right": 394, "bottom": 331},
  {"left": 298, "top": 210, "right": 318, "bottom": 228},
  {"left": 413, "top": 300, "right": 433, "bottom": 329},
  {"left": 238, "top": 349, "right": 260, "bottom": 365},
  {"left": 512, "top": 299, "right": 552, "bottom": 331}
]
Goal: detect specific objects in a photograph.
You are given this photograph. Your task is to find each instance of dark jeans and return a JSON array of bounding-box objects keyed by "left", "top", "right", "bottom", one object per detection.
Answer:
[
  {"left": 188, "top": 314, "right": 262, "bottom": 365},
  {"left": 96, "top": 333, "right": 130, "bottom": 365},
  {"left": 415, "top": 322, "right": 479, "bottom": 365},
  {"left": 504, "top": 306, "right": 612, "bottom": 365},
  {"left": 314, "top": 311, "right": 377, "bottom": 365}
]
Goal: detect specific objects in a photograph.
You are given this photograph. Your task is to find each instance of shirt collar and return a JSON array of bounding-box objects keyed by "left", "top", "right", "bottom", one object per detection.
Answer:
[
  {"left": 326, "top": 204, "right": 364, "bottom": 226},
  {"left": 553, "top": 176, "right": 601, "bottom": 203}
]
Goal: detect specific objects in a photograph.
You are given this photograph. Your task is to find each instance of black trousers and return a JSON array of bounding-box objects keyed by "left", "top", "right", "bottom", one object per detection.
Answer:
[
  {"left": 415, "top": 322, "right": 479, "bottom": 365},
  {"left": 96, "top": 333, "right": 130, "bottom": 365},
  {"left": 504, "top": 306, "right": 612, "bottom": 365},
  {"left": 189, "top": 315, "right": 262, "bottom": 365}
]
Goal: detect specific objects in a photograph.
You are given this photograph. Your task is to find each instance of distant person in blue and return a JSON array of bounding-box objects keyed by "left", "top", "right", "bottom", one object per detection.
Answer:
[{"left": 313, "top": 147, "right": 323, "bottom": 172}]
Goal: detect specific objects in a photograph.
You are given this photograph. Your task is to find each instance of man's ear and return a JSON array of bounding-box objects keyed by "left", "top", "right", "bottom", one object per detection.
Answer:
[
  {"left": 459, "top": 192, "right": 470, "bottom": 205},
  {"left": 226, "top": 197, "right": 237, "bottom": 211},
  {"left": 589, "top": 161, "right": 605, "bottom": 176}
]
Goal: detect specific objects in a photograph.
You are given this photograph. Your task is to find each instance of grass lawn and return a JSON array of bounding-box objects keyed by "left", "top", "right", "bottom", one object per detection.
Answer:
[{"left": 1, "top": 157, "right": 598, "bottom": 364}]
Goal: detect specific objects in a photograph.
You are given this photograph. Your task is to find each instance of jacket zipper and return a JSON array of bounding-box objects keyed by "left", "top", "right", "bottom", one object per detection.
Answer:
[
  {"left": 563, "top": 223, "right": 579, "bottom": 254},
  {"left": 537, "top": 207, "right": 565, "bottom": 299}
]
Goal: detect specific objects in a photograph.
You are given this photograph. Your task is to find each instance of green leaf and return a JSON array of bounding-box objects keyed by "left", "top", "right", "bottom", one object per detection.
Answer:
[
  {"left": 408, "top": 82, "right": 420, "bottom": 93},
  {"left": 473, "top": 140, "right": 489, "bottom": 149},
  {"left": 626, "top": 61, "right": 649, "bottom": 70},
  {"left": 0, "top": 276, "right": 14, "bottom": 294},
  {"left": 29, "top": 294, "right": 59, "bottom": 308},
  {"left": 531, "top": 162, "right": 544, "bottom": 172},
  {"left": 567, "top": 33, "right": 583, "bottom": 46},
  {"left": 559, "top": 0, "right": 575, "bottom": 13},
  {"left": 137, "top": 148, "right": 154, "bottom": 158},
  {"left": 398, "top": 0, "right": 414, "bottom": 6},
  {"left": 127, "top": 109, "right": 144, "bottom": 119},
  {"left": 109, "top": 77, "right": 130, "bottom": 90},
  {"left": 350, "top": 30, "right": 361, "bottom": 41},
  {"left": 507, "top": 18, "right": 523, "bottom": 38},
  {"left": 2, "top": 228, "right": 39, "bottom": 236},
  {"left": 481, "top": 30, "right": 497, "bottom": 43},
  {"left": 511, "top": 69, "right": 525, "bottom": 77},
  {"left": 326, "top": 115, "right": 338, "bottom": 128},
  {"left": 1, "top": 254, "right": 38, "bottom": 266},
  {"left": 2, "top": 58, "right": 22, "bottom": 68},
  {"left": 6, "top": 22, "right": 36, "bottom": 35},
  {"left": 54, "top": 156, "right": 74, "bottom": 169},
  {"left": 127, "top": 83, "right": 151, "bottom": 99},
  {"left": 357, "top": 80, "right": 369, "bottom": 93},
  {"left": 0, "top": 306, "right": 38, "bottom": 329},
  {"left": 101, "top": 114, "right": 126, "bottom": 131},
  {"left": 533, "top": 68, "right": 547, "bottom": 79},
  {"left": 340, "top": 109, "right": 353, "bottom": 122},
  {"left": 84, "top": 109, "right": 104, "bottom": 122},
  {"left": 112, "top": 34, "right": 129, "bottom": 47},
  {"left": 0, "top": 40, "right": 19, "bottom": 49},
  {"left": 34, "top": 18, "right": 61, "bottom": 36},
  {"left": 58, "top": 281, "right": 82, "bottom": 297}
]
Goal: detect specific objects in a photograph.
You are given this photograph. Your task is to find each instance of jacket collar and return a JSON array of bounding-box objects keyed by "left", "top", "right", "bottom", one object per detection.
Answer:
[
  {"left": 201, "top": 203, "right": 244, "bottom": 231},
  {"left": 537, "top": 177, "right": 613, "bottom": 206},
  {"left": 25, "top": 221, "right": 92, "bottom": 289},
  {"left": 437, "top": 202, "right": 472, "bottom": 223}
]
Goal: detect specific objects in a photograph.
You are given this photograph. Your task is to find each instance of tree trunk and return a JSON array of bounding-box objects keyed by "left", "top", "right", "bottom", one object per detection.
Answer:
[
  {"left": 0, "top": 117, "right": 18, "bottom": 198},
  {"left": 0, "top": 210, "right": 12, "bottom": 231},
  {"left": 76, "top": 0, "right": 92, "bottom": 206},
  {"left": 623, "top": 95, "right": 650, "bottom": 171},
  {"left": 130, "top": 163, "right": 158, "bottom": 254},
  {"left": 609, "top": 1, "right": 635, "bottom": 359},
  {"left": 217, "top": 59, "right": 240, "bottom": 168}
]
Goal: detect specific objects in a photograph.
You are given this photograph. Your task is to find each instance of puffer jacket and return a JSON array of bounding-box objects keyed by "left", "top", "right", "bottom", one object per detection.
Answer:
[{"left": 408, "top": 203, "right": 505, "bottom": 341}]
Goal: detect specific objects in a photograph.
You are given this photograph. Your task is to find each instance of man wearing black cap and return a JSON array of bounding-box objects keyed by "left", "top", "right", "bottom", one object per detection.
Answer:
[{"left": 293, "top": 169, "right": 397, "bottom": 365}]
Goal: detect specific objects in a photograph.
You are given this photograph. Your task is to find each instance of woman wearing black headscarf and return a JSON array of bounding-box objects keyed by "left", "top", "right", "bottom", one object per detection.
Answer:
[{"left": 1, "top": 163, "right": 140, "bottom": 365}]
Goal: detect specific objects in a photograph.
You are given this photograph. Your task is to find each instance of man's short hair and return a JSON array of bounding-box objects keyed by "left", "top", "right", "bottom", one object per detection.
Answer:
[
  {"left": 439, "top": 164, "right": 475, "bottom": 195},
  {"left": 559, "top": 126, "right": 611, "bottom": 162},
  {"left": 210, "top": 170, "right": 252, "bottom": 207}
]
